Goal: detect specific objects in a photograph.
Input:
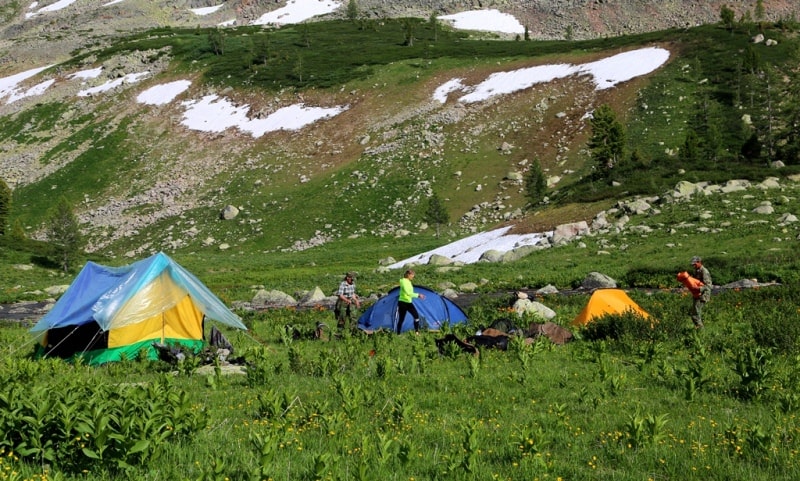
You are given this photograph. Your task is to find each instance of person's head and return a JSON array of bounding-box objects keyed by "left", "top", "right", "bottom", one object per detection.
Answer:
[
  {"left": 404, "top": 269, "right": 415, "bottom": 279},
  {"left": 344, "top": 272, "right": 356, "bottom": 283},
  {"left": 691, "top": 256, "right": 702, "bottom": 268}
]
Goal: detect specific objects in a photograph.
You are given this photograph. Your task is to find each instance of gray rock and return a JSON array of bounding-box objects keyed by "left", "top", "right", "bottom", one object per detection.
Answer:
[
  {"left": 378, "top": 256, "right": 396, "bottom": 266},
  {"left": 44, "top": 285, "right": 70, "bottom": 296},
  {"left": 479, "top": 249, "right": 505, "bottom": 263},
  {"left": 298, "top": 286, "right": 328, "bottom": 306},
  {"left": 428, "top": 254, "right": 453, "bottom": 266},
  {"left": 551, "top": 221, "right": 590, "bottom": 245},
  {"left": 752, "top": 202, "right": 774, "bottom": 215},
  {"left": 536, "top": 284, "right": 559, "bottom": 295},
  {"left": 581, "top": 272, "right": 617, "bottom": 289},
  {"left": 512, "top": 299, "right": 556, "bottom": 320},
  {"left": 252, "top": 289, "right": 296, "bottom": 307},
  {"left": 220, "top": 204, "right": 239, "bottom": 220}
]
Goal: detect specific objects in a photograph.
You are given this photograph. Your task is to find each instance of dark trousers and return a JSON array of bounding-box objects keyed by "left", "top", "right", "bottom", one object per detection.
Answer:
[{"left": 397, "top": 301, "right": 420, "bottom": 334}]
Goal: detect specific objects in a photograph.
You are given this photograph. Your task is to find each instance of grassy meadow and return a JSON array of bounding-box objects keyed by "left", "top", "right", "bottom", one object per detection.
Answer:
[
  {"left": 2, "top": 283, "right": 800, "bottom": 481},
  {"left": 3, "top": 179, "right": 800, "bottom": 480}
]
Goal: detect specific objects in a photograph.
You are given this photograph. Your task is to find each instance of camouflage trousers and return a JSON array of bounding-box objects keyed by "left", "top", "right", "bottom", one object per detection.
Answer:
[
  {"left": 335, "top": 299, "right": 359, "bottom": 329},
  {"left": 690, "top": 287, "right": 711, "bottom": 328}
]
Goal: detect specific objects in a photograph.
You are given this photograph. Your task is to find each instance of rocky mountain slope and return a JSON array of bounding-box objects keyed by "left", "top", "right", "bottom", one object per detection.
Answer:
[
  {"left": 4, "top": 1, "right": 797, "bottom": 67},
  {"left": 1, "top": 1, "right": 798, "bottom": 259}
]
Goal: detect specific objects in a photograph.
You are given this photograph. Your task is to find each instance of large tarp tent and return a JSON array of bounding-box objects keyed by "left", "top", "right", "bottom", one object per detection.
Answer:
[
  {"left": 30, "top": 252, "right": 246, "bottom": 364},
  {"left": 357, "top": 286, "right": 469, "bottom": 333},
  {"left": 571, "top": 288, "right": 650, "bottom": 327}
]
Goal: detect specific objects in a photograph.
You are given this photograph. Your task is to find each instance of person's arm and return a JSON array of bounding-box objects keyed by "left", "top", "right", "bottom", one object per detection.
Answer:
[{"left": 700, "top": 267, "right": 712, "bottom": 287}]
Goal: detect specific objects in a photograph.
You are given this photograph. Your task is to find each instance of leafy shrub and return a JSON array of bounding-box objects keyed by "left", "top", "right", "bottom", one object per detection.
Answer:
[
  {"left": 623, "top": 267, "right": 675, "bottom": 288},
  {"left": 750, "top": 303, "right": 800, "bottom": 354},
  {"left": 580, "top": 310, "right": 659, "bottom": 342}
]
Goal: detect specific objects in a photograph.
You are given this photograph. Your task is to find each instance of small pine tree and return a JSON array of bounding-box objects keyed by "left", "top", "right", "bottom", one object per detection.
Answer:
[
  {"left": 588, "top": 104, "right": 626, "bottom": 175},
  {"left": 208, "top": 29, "right": 225, "bottom": 55},
  {"left": 46, "top": 197, "right": 82, "bottom": 272},
  {"left": 741, "top": 131, "right": 762, "bottom": 161},
  {"left": 680, "top": 129, "right": 702, "bottom": 163},
  {"left": 0, "top": 177, "right": 10, "bottom": 236},
  {"left": 10, "top": 219, "right": 25, "bottom": 244},
  {"left": 524, "top": 159, "right": 547, "bottom": 206},
  {"left": 720, "top": 5, "right": 735, "bottom": 31},
  {"left": 402, "top": 19, "right": 415, "bottom": 47},
  {"left": 754, "top": 0, "right": 765, "bottom": 24},
  {"left": 424, "top": 192, "right": 449, "bottom": 238},
  {"left": 346, "top": 0, "right": 359, "bottom": 21},
  {"left": 429, "top": 11, "right": 438, "bottom": 41}
]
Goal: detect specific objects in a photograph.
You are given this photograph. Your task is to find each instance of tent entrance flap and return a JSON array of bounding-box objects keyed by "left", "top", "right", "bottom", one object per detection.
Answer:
[{"left": 43, "top": 322, "right": 109, "bottom": 358}]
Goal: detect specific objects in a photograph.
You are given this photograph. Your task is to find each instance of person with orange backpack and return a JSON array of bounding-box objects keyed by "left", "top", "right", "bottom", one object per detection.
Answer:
[{"left": 677, "top": 256, "right": 712, "bottom": 328}]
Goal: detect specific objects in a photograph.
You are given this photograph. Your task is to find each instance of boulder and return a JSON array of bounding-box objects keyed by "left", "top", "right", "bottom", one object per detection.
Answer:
[
  {"left": 220, "top": 205, "right": 239, "bottom": 220},
  {"left": 428, "top": 254, "right": 453, "bottom": 266},
  {"left": 298, "top": 287, "right": 328, "bottom": 306},
  {"left": 512, "top": 299, "right": 556, "bottom": 320},
  {"left": 252, "top": 289, "right": 296, "bottom": 307},
  {"left": 581, "top": 272, "right": 617, "bottom": 289},
  {"left": 479, "top": 249, "right": 504, "bottom": 263},
  {"left": 551, "top": 221, "right": 590, "bottom": 245}
]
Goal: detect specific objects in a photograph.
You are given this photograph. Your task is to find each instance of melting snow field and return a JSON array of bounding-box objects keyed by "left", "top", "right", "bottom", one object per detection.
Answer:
[
  {"left": 5, "top": 4, "right": 671, "bottom": 263},
  {"left": 439, "top": 9, "right": 525, "bottom": 35},
  {"left": 389, "top": 227, "right": 551, "bottom": 269}
]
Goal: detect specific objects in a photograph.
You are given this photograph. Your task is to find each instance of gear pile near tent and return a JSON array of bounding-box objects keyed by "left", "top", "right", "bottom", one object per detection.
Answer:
[
  {"left": 357, "top": 286, "right": 468, "bottom": 333},
  {"left": 30, "top": 252, "right": 246, "bottom": 365},
  {"left": 571, "top": 288, "right": 651, "bottom": 327}
]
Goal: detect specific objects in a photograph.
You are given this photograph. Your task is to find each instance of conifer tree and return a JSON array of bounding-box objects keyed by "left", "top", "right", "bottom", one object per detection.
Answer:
[
  {"left": 47, "top": 197, "right": 82, "bottom": 272},
  {"left": 346, "top": 0, "right": 359, "bottom": 21},
  {"left": 588, "top": 104, "right": 626, "bottom": 175},
  {"left": 0, "top": 177, "right": 10, "bottom": 236},
  {"left": 424, "top": 192, "right": 449, "bottom": 238},
  {"left": 719, "top": 5, "right": 735, "bottom": 31},
  {"left": 524, "top": 159, "right": 547, "bottom": 206}
]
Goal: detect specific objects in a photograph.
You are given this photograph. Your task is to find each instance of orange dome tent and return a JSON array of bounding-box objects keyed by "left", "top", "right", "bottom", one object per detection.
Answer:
[{"left": 571, "top": 288, "right": 651, "bottom": 327}]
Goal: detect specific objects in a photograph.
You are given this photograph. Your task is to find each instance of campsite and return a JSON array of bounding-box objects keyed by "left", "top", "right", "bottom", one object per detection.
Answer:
[{"left": 3, "top": 249, "right": 800, "bottom": 480}]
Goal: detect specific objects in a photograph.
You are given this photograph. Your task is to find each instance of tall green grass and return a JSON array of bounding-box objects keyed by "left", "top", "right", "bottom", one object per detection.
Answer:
[{"left": 2, "top": 282, "right": 800, "bottom": 480}]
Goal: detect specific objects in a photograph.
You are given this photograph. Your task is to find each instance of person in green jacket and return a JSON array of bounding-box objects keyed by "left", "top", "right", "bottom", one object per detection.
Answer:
[{"left": 397, "top": 269, "right": 425, "bottom": 334}]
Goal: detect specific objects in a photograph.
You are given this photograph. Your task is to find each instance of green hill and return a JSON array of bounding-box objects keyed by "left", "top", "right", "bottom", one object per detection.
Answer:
[{"left": 1, "top": 18, "right": 799, "bottom": 303}]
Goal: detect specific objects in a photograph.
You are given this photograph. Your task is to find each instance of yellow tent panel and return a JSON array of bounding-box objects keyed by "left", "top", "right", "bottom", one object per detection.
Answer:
[
  {"left": 108, "top": 295, "right": 203, "bottom": 347},
  {"left": 571, "top": 289, "right": 650, "bottom": 327}
]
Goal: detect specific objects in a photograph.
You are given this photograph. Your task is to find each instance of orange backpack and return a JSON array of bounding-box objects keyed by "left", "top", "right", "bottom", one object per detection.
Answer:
[{"left": 677, "top": 271, "right": 704, "bottom": 298}]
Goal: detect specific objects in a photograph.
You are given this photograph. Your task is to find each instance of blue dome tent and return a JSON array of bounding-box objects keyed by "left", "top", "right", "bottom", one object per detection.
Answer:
[{"left": 357, "top": 286, "right": 469, "bottom": 333}]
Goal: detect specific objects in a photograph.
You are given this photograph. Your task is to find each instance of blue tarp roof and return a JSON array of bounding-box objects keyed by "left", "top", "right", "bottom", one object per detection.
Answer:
[{"left": 30, "top": 252, "right": 245, "bottom": 333}]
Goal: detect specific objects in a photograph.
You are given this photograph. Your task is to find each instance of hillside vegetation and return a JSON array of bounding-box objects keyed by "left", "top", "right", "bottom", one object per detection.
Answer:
[{"left": 1, "top": 14, "right": 800, "bottom": 302}]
